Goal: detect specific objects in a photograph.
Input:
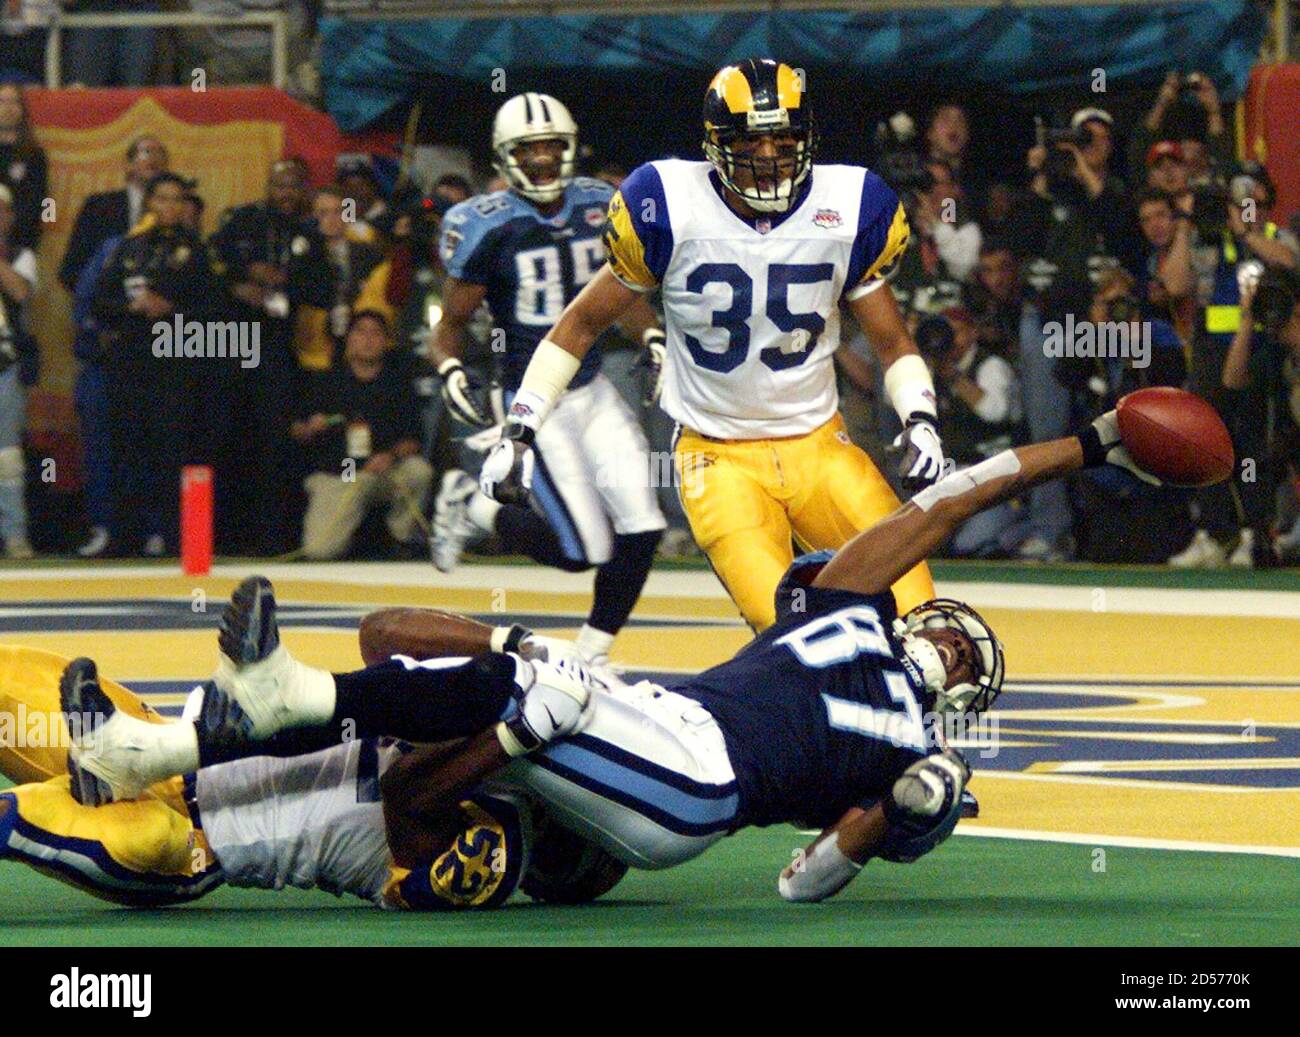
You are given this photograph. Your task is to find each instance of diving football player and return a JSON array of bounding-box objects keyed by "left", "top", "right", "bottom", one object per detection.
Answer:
[{"left": 62, "top": 409, "right": 1155, "bottom": 900}]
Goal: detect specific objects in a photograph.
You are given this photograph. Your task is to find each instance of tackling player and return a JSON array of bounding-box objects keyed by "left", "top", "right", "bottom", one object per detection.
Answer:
[
  {"left": 0, "top": 625, "right": 625, "bottom": 910},
  {"left": 428, "top": 92, "right": 666, "bottom": 668},
  {"left": 63, "top": 408, "right": 1157, "bottom": 901},
  {"left": 481, "top": 59, "right": 945, "bottom": 631}
]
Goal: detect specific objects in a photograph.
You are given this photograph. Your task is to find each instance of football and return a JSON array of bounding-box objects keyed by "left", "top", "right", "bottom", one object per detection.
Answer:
[{"left": 1115, "top": 387, "right": 1234, "bottom": 487}]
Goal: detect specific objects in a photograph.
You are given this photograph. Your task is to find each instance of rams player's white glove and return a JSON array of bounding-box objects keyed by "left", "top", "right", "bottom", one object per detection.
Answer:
[
  {"left": 480, "top": 424, "right": 535, "bottom": 505},
  {"left": 496, "top": 656, "right": 595, "bottom": 757},
  {"left": 891, "top": 415, "right": 945, "bottom": 493},
  {"left": 437, "top": 357, "right": 494, "bottom": 428}
]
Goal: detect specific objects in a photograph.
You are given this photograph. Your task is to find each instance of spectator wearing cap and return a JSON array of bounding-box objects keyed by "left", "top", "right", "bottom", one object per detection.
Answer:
[
  {"left": 0, "top": 82, "right": 47, "bottom": 252},
  {"left": 0, "top": 180, "right": 37, "bottom": 558},
  {"left": 433, "top": 174, "right": 474, "bottom": 206},
  {"left": 291, "top": 310, "right": 432, "bottom": 560},
  {"left": 1144, "top": 141, "right": 1192, "bottom": 206},
  {"left": 337, "top": 159, "right": 387, "bottom": 243},
  {"left": 917, "top": 306, "right": 1027, "bottom": 557}
]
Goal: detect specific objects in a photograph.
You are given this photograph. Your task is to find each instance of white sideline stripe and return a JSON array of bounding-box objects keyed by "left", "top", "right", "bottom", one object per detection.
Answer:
[
  {"left": 939, "top": 580, "right": 1300, "bottom": 618},
  {"left": 954, "top": 825, "right": 1300, "bottom": 858},
  {"left": 5, "top": 563, "right": 1298, "bottom": 617},
  {"left": 972, "top": 770, "right": 1286, "bottom": 794}
]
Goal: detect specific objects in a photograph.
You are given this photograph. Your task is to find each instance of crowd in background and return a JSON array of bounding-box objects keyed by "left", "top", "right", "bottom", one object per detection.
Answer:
[{"left": 0, "top": 62, "right": 1298, "bottom": 566}]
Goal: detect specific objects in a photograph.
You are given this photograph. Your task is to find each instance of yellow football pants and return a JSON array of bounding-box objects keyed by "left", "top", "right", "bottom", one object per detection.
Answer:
[
  {"left": 0, "top": 646, "right": 219, "bottom": 905},
  {"left": 674, "top": 413, "right": 934, "bottom": 630}
]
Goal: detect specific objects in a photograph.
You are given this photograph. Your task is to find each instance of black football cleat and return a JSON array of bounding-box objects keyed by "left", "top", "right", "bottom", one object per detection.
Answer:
[
  {"left": 219, "top": 575, "right": 281, "bottom": 669},
  {"left": 960, "top": 788, "right": 980, "bottom": 819},
  {"left": 60, "top": 658, "right": 119, "bottom": 806}
]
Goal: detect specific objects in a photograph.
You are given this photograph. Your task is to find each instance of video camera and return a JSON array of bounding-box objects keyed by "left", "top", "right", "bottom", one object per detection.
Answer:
[{"left": 1253, "top": 267, "right": 1300, "bottom": 337}]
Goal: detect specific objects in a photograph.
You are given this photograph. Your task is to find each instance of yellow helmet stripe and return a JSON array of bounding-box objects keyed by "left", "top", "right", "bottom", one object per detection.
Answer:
[
  {"left": 776, "top": 63, "right": 803, "bottom": 110},
  {"left": 710, "top": 66, "right": 754, "bottom": 115}
]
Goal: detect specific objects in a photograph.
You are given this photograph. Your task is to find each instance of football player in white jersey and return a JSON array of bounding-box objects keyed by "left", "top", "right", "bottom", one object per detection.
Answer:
[{"left": 481, "top": 59, "right": 945, "bottom": 632}]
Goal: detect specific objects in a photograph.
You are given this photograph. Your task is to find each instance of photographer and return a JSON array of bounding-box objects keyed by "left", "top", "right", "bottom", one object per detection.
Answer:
[
  {"left": 917, "top": 307, "right": 1027, "bottom": 557},
  {"left": 1221, "top": 268, "right": 1300, "bottom": 564},
  {"left": 1073, "top": 270, "right": 1193, "bottom": 563},
  {"left": 1002, "top": 110, "right": 1137, "bottom": 561},
  {"left": 1128, "top": 72, "right": 1234, "bottom": 191},
  {"left": 1163, "top": 166, "right": 1297, "bottom": 567},
  {"left": 0, "top": 182, "right": 36, "bottom": 559}
]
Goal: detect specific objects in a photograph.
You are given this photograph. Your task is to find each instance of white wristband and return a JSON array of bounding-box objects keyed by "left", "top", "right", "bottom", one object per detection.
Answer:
[
  {"left": 510, "top": 338, "right": 582, "bottom": 430},
  {"left": 883, "top": 353, "right": 938, "bottom": 425}
]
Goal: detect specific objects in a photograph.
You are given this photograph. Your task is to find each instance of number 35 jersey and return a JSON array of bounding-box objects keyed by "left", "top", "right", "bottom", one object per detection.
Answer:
[
  {"left": 604, "top": 159, "right": 909, "bottom": 440},
  {"left": 440, "top": 179, "right": 616, "bottom": 392}
]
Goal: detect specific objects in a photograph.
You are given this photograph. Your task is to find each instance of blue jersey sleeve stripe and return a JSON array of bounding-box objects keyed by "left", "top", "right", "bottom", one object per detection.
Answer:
[
  {"left": 617, "top": 164, "right": 674, "bottom": 283},
  {"left": 844, "top": 173, "right": 902, "bottom": 292}
]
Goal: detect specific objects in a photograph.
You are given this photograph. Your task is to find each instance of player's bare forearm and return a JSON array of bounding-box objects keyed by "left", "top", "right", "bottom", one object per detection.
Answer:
[
  {"left": 815, "top": 437, "right": 1084, "bottom": 596},
  {"left": 614, "top": 294, "right": 660, "bottom": 342},
  {"left": 381, "top": 734, "right": 506, "bottom": 866},
  {"left": 546, "top": 264, "right": 641, "bottom": 360},
  {"left": 359, "top": 607, "right": 533, "bottom": 667},
  {"left": 778, "top": 805, "right": 888, "bottom": 903},
  {"left": 427, "top": 277, "right": 487, "bottom": 366},
  {"left": 848, "top": 284, "right": 919, "bottom": 368}
]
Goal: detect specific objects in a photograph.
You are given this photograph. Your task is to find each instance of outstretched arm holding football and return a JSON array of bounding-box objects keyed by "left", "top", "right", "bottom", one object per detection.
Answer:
[{"left": 815, "top": 411, "right": 1155, "bottom": 598}]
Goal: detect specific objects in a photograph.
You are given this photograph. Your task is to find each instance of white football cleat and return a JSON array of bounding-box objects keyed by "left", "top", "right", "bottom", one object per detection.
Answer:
[
  {"left": 215, "top": 576, "right": 335, "bottom": 738},
  {"left": 430, "top": 469, "right": 481, "bottom": 573},
  {"left": 61, "top": 658, "right": 197, "bottom": 804}
]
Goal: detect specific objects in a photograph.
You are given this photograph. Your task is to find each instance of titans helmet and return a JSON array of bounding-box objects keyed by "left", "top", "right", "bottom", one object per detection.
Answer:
[
  {"left": 894, "top": 598, "right": 1006, "bottom": 715},
  {"left": 492, "top": 92, "right": 578, "bottom": 204},
  {"left": 702, "top": 58, "right": 816, "bottom": 213}
]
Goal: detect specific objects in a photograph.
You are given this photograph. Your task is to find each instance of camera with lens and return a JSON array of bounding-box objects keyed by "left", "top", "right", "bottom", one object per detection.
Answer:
[
  {"left": 1253, "top": 266, "right": 1300, "bottom": 337},
  {"left": 914, "top": 314, "right": 958, "bottom": 363},
  {"left": 873, "top": 113, "right": 935, "bottom": 206}
]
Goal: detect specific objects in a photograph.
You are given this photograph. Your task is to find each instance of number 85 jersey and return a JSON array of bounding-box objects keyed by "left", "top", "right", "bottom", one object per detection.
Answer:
[
  {"left": 440, "top": 178, "right": 616, "bottom": 392},
  {"left": 604, "top": 159, "right": 909, "bottom": 440}
]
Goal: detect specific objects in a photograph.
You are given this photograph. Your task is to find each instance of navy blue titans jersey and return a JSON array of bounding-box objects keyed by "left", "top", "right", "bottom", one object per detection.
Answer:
[
  {"left": 440, "top": 178, "right": 616, "bottom": 391},
  {"left": 673, "top": 552, "right": 942, "bottom": 830}
]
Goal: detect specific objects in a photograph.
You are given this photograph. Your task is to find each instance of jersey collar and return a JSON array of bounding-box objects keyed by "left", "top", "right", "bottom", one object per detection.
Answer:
[{"left": 707, "top": 168, "right": 814, "bottom": 234}]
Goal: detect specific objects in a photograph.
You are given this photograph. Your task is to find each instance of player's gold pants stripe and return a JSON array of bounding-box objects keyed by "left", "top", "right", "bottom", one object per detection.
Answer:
[{"left": 674, "top": 413, "right": 934, "bottom": 630}]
